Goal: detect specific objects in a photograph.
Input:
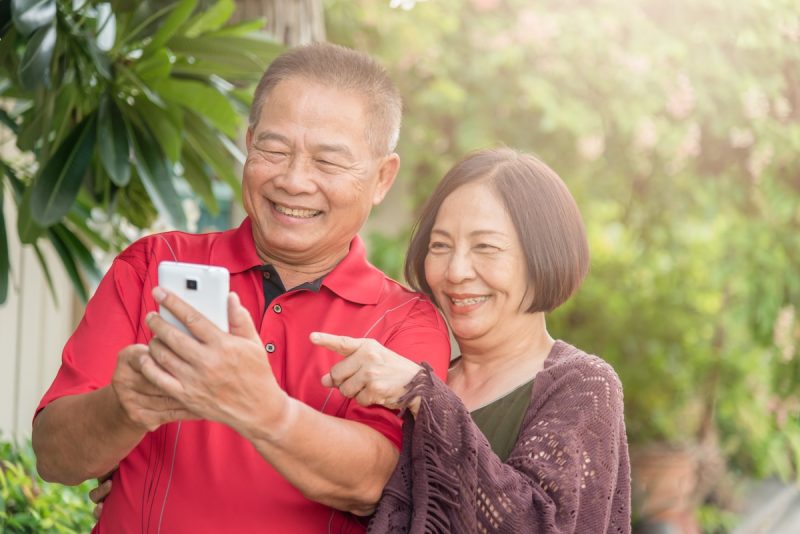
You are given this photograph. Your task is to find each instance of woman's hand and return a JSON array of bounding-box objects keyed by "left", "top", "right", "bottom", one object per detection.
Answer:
[{"left": 311, "top": 332, "right": 423, "bottom": 413}]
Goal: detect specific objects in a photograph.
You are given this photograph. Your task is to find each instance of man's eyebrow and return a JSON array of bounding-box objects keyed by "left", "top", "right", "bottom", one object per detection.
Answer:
[
  {"left": 254, "top": 131, "right": 291, "bottom": 145},
  {"left": 312, "top": 143, "right": 354, "bottom": 158}
]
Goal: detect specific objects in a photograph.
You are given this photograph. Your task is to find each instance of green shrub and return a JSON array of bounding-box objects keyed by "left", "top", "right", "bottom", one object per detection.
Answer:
[{"left": 0, "top": 440, "right": 94, "bottom": 533}]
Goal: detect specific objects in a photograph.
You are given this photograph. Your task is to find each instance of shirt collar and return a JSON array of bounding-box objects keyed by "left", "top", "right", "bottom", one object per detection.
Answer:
[
  {"left": 322, "top": 234, "right": 384, "bottom": 305},
  {"left": 212, "top": 217, "right": 384, "bottom": 304},
  {"left": 209, "top": 217, "right": 264, "bottom": 274}
]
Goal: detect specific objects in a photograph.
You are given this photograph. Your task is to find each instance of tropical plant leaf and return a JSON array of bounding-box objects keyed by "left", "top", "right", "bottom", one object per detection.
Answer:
[
  {"left": 183, "top": 0, "right": 234, "bottom": 38},
  {"left": 184, "top": 111, "right": 240, "bottom": 193},
  {"left": 133, "top": 97, "right": 183, "bottom": 162},
  {"left": 17, "top": 187, "right": 43, "bottom": 244},
  {"left": 31, "top": 111, "right": 98, "bottom": 226},
  {"left": 97, "top": 96, "right": 131, "bottom": 186},
  {"left": 0, "top": 108, "right": 19, "bottom": 133},
  {"left": 132, "top": 47, "right": 172, "bottom": 82},
  {"left": 11, "top": 0, "right": 55, "bottom": 36},
  {"left": 128, "top": 122, "right": 186, "bottom": 228},
  {"left": 118, "top": 64, "right": 166, "bottom": 108},
  {"left": 211, "top": 17, "right": 266, "bottom": 37},
  {"left": 0, "top": 178, "right": 10, "bottom": 304},
  {"left": 31, "top": 241, "right": 57, "bottom": 306},
  {"left": 18, "top": 22, "right": 56, "bottom": 90},
  {"left": 52, "top": 223, "right": 101, "bottom": 284},
  {"left": 181, "top": 148, "right": 218, "bottom": 214},
  {"left": 149, "top": 77, "right": 238, "bottom": 137},
  {"left": 46, "top": 225, "right": 88, "bottom": 302},
  {"left": 143, "top": 0, "right": 197, "bottom": 54},
  {"left": 169, "top": 34, "right": 280, "bottom": 75}
]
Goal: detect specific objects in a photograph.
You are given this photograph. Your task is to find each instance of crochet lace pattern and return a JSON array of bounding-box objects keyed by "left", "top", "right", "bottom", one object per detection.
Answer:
[{"left": 369, "top": 340, "right": 631, "bottom": 533}]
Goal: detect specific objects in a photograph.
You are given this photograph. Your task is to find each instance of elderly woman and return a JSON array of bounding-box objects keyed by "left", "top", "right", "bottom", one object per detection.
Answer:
[{"left": 312, "top": 147, "right": 631, "bottom": 533}]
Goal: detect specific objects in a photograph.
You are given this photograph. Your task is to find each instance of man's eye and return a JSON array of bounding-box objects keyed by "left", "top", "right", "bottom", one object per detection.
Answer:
[{"left": 316, "top": 159, "right": 338, "bottom": 167}]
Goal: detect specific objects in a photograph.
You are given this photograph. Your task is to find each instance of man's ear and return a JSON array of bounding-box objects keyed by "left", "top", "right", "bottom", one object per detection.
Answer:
[
  {"left": 372, "top": 153, "right": 400, "bottom": 206},
  {"left": 245, "top": 127, "right": 254, "bottom": 149}
]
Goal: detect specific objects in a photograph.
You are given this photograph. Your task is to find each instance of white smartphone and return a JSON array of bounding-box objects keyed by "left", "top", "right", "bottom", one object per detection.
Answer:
[{"left": 157, "top": 261, "right": 230, "bottom": 336}]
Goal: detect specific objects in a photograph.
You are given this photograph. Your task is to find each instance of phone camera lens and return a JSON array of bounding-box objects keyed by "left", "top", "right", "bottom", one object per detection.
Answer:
[{"left": 186, "top": 279, "right": 198, "bottom": 290}]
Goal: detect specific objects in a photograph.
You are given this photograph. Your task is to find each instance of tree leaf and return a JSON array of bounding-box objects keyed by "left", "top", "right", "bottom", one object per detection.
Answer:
[
  {"left": 31, "top": 111, "right": 98, "bottom": 227},
  {"left": 0, "top": 179, "right": 10, "bottom": 304},
  {"left": 11, "top": 0, "right": 55, "bottom": 36},
  {"left": 46, "top": 225, "right": 89, "bottom": 302},
  {"left": 143, "top": 0, "right": 197, "bottom": 55},
  {"left": 183, "top": 0, "right": 234, "bottom": 38},
  {"left": 184, "top": 111, "right": 240, "bottom": 193},
  {"left": 169, "top": 34, "right": 281, "bottom": 74},
  {"left": 52, "top": 223, "right": 101, "bottom": 285},
  {"left": 132, "top": 97, "right": 183, "bottom": 162},
  {"left": 149, "top": 77, "right": 238, "bottom": 137},
  {"left": 181, "top": 147, "right": 218, "bottom": 214},
  {"left": 0, "top": 109, "right": 19, "bottom": 134},
  {"left": 18, "top": 23, "right": 56, "bottom": 90},
  {"left": 211, "top": 17, "right": 265, "bottom": 37},
  {"left": 17, "top": 186, "right": 43, "bottom": 244},
  {"left": 31, "top": 242, "right": 57, "bottom": 306},
  {"left": 132, "top": 47, "right": 172, "bottom": 82},
  {"left": 97, "top": 96, "right": 131, "bottom": 186},
  {"left": 128, "top": 122, "right": 186, "bottom": 228}
]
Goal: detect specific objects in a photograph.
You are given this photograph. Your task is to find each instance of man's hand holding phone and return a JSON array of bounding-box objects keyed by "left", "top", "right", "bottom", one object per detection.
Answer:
[{"left": 136, "top": 287, "right": 292, "bottom": 442}]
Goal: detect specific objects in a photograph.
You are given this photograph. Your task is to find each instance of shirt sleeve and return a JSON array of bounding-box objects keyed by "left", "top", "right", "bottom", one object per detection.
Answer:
[
  {"left": 339, "top": 297, "right": 452, "bottom": 449},
  {"left": 368, "top": 352, "right": 631, "bottom": 533},
  {"left": 34, "top": 252, "right": 150, "bottom": 418}
]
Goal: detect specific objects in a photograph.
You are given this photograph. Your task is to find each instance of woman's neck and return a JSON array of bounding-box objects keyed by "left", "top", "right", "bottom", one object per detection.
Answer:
[{"left": 450, "top": 313, "right": 554, "bottom": 410}]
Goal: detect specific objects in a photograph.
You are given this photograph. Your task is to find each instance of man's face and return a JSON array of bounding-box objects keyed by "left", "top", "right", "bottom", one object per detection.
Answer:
[{"left": 243, "top": 77, "right": 399, "bottom": 267}]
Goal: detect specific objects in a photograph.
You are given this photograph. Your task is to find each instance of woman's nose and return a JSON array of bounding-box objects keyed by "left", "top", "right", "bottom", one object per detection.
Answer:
[{"left": 445, "top": 251, "right": 475, "bottom": 283}]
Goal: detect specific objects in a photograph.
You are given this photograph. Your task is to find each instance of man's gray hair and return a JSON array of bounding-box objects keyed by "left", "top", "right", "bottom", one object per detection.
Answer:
[{"left": 249, "top": 43, "right": 402, "bottom": 155}]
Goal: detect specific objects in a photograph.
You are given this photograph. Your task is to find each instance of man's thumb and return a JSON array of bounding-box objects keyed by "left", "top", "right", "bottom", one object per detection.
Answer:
[{"left": 228, "top": 292, "right": 260, "bottom": 342}]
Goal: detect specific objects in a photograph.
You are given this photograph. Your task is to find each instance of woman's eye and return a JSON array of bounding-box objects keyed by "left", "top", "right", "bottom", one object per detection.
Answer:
[
  {"left": 428, "top": 242, "right": 449, "bottom": 251},
  {"left": 475, "top": 243, "right": 499, "bottom": 251}
]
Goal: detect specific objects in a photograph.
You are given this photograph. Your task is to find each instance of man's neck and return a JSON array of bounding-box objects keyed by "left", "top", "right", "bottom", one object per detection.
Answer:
[{"left": 258, "top": 251, "right": 349, "bottom": 290}]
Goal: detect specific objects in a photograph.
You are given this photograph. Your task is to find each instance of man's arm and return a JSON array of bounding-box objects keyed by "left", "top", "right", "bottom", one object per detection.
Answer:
[
  {"left": 33, "top": 345, "right": 195, "bottom": 485},
  {"left": 139, "top": 289, "right": 413, "bottom": 514}
]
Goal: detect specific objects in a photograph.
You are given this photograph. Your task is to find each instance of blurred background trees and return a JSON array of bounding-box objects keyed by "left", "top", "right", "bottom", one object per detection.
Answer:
[{"left": 327, "top": 0, "right": 800, "bottom": 530}]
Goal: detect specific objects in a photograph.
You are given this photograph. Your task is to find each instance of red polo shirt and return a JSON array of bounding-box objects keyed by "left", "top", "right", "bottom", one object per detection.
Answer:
[{"left": 36, "top": 218, "right": 451, "bottom": 533}]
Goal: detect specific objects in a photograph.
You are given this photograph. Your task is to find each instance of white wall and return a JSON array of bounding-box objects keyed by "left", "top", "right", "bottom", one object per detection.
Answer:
[{"left": 0, "top": 156, "right": 79, "bottom": 443}]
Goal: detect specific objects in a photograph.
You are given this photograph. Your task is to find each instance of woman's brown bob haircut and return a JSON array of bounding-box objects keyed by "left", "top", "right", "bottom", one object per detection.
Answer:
[{"left": 405, "top": 148, "right": 590, "bottom": 314}]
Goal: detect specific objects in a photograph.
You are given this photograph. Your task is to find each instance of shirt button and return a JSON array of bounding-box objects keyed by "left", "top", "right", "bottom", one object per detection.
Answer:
[
  {"left": 272, "top": 304, "right": 282, "bottom": 314},
  {"left": 265, "top": 343, "right": 276, "bottom": 353},
  {"left": 263, "top": 271, "right": 271, "bottom": 279}
]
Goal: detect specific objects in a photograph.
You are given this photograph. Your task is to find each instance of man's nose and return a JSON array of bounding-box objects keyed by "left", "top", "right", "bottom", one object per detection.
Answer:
[
  {"left": 274, "top": 156, "right": 316, "bottom": 195},
  {"left": 445, "top": 250, "right": 475, "bottom": 283}
]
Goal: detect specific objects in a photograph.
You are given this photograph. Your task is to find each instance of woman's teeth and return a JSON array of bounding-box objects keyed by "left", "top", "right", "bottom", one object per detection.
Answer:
[
  {"left": 274, "top": 204, "right": 321, "bottom": 218},
  {"left": 451, "top": 296, "right": 489, "bottom": 307}
]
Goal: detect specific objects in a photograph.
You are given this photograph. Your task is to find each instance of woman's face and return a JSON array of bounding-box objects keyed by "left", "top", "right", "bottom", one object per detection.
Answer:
[{"left": 424, "top": 181, "right": 530, "bottom": 343}]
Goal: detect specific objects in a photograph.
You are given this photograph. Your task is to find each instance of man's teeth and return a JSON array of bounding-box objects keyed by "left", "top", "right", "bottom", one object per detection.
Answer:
[
  {"left": 451, "top": 296, "right": 489, "bottom": 307},
  {"left": 274, "top": 204, "right": 320, "bottom": 218}
]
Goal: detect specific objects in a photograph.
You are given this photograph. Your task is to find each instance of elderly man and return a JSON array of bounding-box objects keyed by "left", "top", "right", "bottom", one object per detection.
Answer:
[{"left": 32, "top": 43, "right": 451, "bottom": 533}]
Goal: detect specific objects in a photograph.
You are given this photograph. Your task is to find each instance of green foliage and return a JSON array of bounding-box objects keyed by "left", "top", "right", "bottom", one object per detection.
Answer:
[
  {"left": 0, "top": 0, "right": 282, "bottom": 303},
  {"left": 329, "top": 0, "right": 800, "bottom": 483},
  {"left": 0, "top": 440, "right": 94, "bottom": 533}
]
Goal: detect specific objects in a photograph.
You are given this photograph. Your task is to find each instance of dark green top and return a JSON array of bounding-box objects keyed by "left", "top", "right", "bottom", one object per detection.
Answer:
[{"left": 469, "top": 379, "right": 534, "bottom": 462}]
